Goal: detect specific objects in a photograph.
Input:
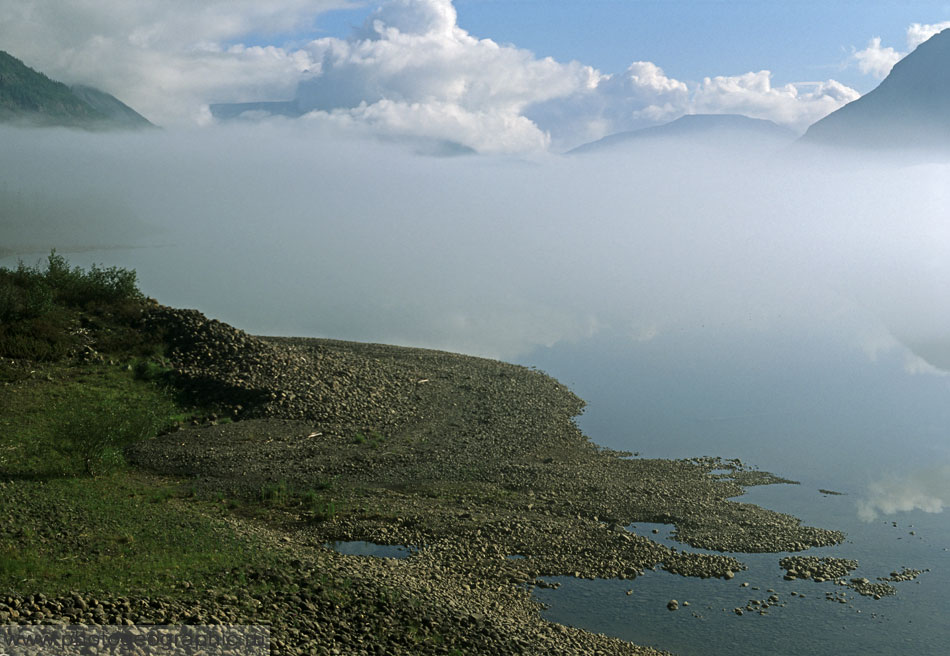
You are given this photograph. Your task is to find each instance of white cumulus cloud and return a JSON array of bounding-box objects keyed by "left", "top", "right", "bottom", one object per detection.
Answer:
[
  {"left": 0, "top": 0, "right": 862, "bottom": 150},
  {"left": 852, "top": 21, "right": 950, "bottom": 79},
  {"left": 0, "top": 0, "right": 350, "bottom": 126},
  {"left": 906, "top": 21, "right": 950, "bottom": 48},
  {"left": 532, "top": 63, "right": 855, "bottom": 148},
  {"left": 292, "top": 0, "right": 599, "bottom": 153},
  {"left": 691, "top": 71, "right": 858, "bottom": 133},
  {"left": 852, "top": 37, "right": 902, "bottom": 78}
]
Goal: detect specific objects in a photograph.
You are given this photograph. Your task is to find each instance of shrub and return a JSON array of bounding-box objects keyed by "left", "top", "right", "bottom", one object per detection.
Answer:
[
  {"left": 0, "top": 251, "right": 147, "bottom": 361},
  {"left": 260, "top": 480, "right": 291, "bottom": 506},
  {"left": 43, "top": 250, "right": 143, "bottom": 308},
  {"left": 132, "top": 358, "right": 174, "bottom": 383},
  {"left": 0, "top": 262, "right": 53, "bottom": 322},
  {"left": 0, "top": 250, "right": 143, "bottom": 319},
  {"left": 50, "top": 395, "right": 170, "bottom": 476}
]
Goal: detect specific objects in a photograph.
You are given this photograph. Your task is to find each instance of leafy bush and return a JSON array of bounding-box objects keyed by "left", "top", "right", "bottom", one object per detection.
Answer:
[
  {"left": 0, "top": 251, "right": 147, "bottom": 361},
  {"left": 0, "top": 261, "right": 54, "bottom": 322},
  {"left": 43, "top": 250, "right": 143, "bottom": 308},
  {"left": 0, "top": 250, "right": 143, "bottom": 321}
]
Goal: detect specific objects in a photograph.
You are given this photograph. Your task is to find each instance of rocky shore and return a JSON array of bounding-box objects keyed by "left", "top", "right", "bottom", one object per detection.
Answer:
[{"left": 5, "top": 306, "right": 852, "bottom": 655}]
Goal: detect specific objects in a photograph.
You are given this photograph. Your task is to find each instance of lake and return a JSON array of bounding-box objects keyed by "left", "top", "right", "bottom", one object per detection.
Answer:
[
  {"left": 516, "top": 330, "right": 950, "bottom": 655},
  {"left": 4, "top": 245, "right": 949, "bottom": 654}
]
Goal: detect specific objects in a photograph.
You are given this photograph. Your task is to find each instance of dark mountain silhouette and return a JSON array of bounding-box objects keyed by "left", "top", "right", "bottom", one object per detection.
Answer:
[
  {"left": 801, "top": 28, "right": 950, "bottom": 150},
  {"left": 0, "top": 50, "right": 153, "bottom": 129},
  {"left": 569, "top": 114, "right": 796, "bottom": 155}
]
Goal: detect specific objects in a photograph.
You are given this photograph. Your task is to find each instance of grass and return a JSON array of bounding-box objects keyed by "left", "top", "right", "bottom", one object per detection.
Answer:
[
  {"left": 0, "top": 348, "right": 289, "bottom": 596},
  {"left": 251, "top": 480, "right": 343, "bottom": 521},
  {"left": 0, "top": 473, "right": 281, "bottom": 596},
  {"left": 0, "top": 361, "right": 179, "bottom": 477},
  {"left": 0, "top": 253, "right": 294, "bottom": 597},
  {"left": 352, "top": 429, "right": 386, "bottom": 449}
]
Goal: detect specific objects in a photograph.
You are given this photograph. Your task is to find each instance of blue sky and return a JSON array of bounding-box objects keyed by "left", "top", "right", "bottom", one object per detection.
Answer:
[
  {"left": 311, "top": 0, "right": 950, "bottom": 93},
  {"left": 1, "top": 0, "right": 948, "bottom": 152}
]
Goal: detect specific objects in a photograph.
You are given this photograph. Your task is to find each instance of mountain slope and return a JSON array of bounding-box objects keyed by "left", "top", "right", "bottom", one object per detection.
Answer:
[
  {"left": 69, "top": 84, "right": 154, "bottom": 129},
  {"left": 0, "top": 50, "right": 153, "bottom": 129},
  {"left": 801, "top": 28, "right": 950, "bottom": 149},
  {"left": 569, "top": 114, "right": 796, "bottom": 155}
]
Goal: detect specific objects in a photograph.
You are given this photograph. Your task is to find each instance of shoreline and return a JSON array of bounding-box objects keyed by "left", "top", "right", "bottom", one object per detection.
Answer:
[
  {"left": 1, "top": 303, "right": 849, "bottom": 655},
  {"left": 122, "top": 307, "right": 846, "bottom": 654}
]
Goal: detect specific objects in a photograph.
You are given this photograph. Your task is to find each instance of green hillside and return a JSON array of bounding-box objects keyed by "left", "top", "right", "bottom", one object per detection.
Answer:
[{"left": 0, "top": 50, "right": 152, "bottom": 128}]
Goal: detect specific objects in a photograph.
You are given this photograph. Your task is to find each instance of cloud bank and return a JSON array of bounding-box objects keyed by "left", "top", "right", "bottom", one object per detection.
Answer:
[
  {"left": 283, "top": 0, "right": 859, "bottom": 150},
  {"left": 3, "top": 122, "right": 950, "bottom": 363},
  {"left": 0, "top": 0, "right": 861, "bottom": 152},
  {"left": 0, "top": 0, "right": 354, "bottom": 126}
]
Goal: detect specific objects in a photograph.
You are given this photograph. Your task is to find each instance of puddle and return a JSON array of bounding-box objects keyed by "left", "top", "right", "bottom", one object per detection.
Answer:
[
  {"left": 326, "top": 540, "right": 414, "bottom": 559},
  {"left": 626, "top": 522, "right": 681, "bottom": 549}
]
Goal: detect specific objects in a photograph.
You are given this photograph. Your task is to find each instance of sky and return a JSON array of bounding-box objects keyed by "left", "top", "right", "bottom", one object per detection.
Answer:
[{"left": 2, "top": 0, "right": 950, "bottom": 153}]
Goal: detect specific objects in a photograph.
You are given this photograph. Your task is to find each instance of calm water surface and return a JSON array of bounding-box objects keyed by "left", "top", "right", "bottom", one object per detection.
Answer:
[{"left": 518, "top": 332, "right": 950, "bottom": 655}]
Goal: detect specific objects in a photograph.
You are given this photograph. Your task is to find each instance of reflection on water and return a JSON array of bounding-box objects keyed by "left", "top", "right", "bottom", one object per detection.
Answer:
[
  {"left": 326, "top": 541, "right": 414, "bottom": 559},
  {"left": 519, "top": 331, "right": 950, "bottom": 494},
  {"left": 857, "top": 465, "right": 950, "bottom": 521},
  {"left": 520, "top": 332, "right": 950, "bottom": 655}
]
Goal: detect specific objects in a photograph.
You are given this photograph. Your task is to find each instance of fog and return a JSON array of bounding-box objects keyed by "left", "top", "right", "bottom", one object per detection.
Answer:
[
  {"left": 5, "top": 122, "right": 950, "bottom": 522},
  {"left": 3, "top": 123, "right": 949, "bottom": 365}
]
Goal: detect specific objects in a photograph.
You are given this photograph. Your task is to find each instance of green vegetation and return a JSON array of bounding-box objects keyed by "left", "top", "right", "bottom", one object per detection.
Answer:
[
  {"left": 0, "top": 253, "right": 526, "bottom": 654},
  {"left": 253, "top": 480, "right": 342, "bottom": 521},
  {"left": 0, "top": 51, "right": 106, "bottom": 125},
  {"left": 0, "top": 253, "right": 285, "bottom": 597},
  {"left": 0, "top": 474, "right": 280, "bottom": 596},
  {"left": 3, "top": 362, "right": 179, "bottom": 477},
  {"left": 0, "top": 50, "right": 152, "bottom": 128},
  {"left": 0, "top": 250, "right": 150, "bottom": 363},
  {"left": 0, "top": 249, "right": 143, "bottom": 319},
  {"left": 352, "top": 429, "right": 387, "bottom": 449}
]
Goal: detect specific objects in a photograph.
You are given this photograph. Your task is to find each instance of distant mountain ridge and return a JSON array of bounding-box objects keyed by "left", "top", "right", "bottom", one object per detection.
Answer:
[
  {"left": 0, "top": 50, "right": 153, "bottom": 129},
  {"left": 801, "top": 28, "right": 950, "bottom": 150},
  {"left": 569, "top": 114, "right": 796, "bottom": 155}
]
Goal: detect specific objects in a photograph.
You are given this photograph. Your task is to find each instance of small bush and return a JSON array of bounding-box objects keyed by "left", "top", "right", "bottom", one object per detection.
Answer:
[
  {"left": 308, "top": 497, "right": 339, "bottom": 521},
  {"left": 132, "top": 358, "right": 174, "bottom": 383},
  {"left": 43, "top": 250, "right": 143, "bottom": 308},
  {"left": 0, "top": 250, "right": 143, "bottom": 320},
  {"left": 0, "top": 251, "right": 148, "bottom": 361},
  {"left": 0, "top": 319, "right": 76, "bottom": 360},
  {"left": 50, "top": 396, "right": 170, "bottom": 476},
  {"left": 260, "top": 480, "right": 290, "bottom": 506},
  {"left": 0, "top": 262, "right": 53, "bottom": 322}
]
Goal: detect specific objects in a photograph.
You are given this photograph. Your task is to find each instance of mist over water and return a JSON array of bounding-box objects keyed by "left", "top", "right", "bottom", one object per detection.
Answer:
[
  {"left": 5, "top": 121, "right": 950, "bottom": 653},
  {"left": 2, "top": 122, "right": 950, "bottom": 513}
]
